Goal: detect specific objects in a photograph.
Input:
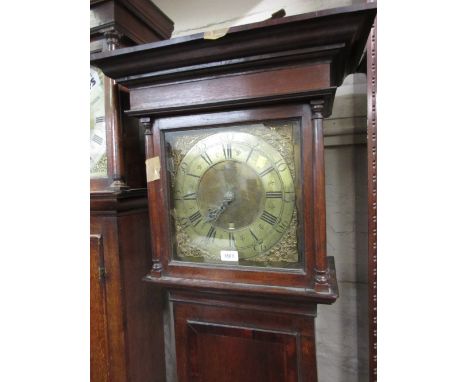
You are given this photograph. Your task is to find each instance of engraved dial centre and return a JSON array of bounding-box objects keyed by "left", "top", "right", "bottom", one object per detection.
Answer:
[{"left": 198, "top": 161, "right": 264, "bottom": 230}]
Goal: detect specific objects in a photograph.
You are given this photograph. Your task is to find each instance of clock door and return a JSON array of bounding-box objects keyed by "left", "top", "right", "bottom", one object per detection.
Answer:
[
  {"left": 149, "top": 104, "right": 323, "bottom": 291},
  {"left": 90, "top": 234, "right": 110, "bottom": 382},
  {"left": 170, "top": 290, "right": 318, "bottom": 382}
]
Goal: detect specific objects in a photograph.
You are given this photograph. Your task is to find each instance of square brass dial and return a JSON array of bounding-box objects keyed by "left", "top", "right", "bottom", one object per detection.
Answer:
[{"left": 165, "top": 120, "right": 303, "bottom": 269}]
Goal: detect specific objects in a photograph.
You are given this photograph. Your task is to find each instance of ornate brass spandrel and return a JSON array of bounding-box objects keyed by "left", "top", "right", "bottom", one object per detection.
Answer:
[
  {"left": 243, "top": 209, "right": 299, "bottom": 264},
  {"left": 90, "top": 156, "right": 108, "bottom": 176}
]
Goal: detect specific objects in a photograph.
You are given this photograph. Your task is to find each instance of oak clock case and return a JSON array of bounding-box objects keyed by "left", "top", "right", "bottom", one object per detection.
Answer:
[{"left": 166, "top": 120, "right": 302, "bottom": 268}]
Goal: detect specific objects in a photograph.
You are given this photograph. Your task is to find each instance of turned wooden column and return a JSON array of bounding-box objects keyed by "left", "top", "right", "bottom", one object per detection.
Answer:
[
  {"left": 140, "top": 116, "right": 163, "bottom": 276},
  {"left": 311, "top": 101, "right": 330, "bottom": 291},
  {"left": 104, "top": 30, "right": 128, "bottom": 190}
]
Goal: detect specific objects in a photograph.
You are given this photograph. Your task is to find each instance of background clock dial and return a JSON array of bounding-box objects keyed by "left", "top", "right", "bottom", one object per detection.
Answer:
[{"left": 90, "top": 66, "right": 107, "bottom": 177}]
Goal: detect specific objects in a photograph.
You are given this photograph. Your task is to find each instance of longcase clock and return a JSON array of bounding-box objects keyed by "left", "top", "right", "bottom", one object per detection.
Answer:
[
  {"left": 92, "top": 4, "right": 376, "bottom": 381},
  {"left": 89, "top": 1, "right": 173, "bottom": 381}
]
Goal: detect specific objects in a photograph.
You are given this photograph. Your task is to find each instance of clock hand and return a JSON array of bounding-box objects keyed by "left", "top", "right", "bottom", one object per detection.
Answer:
[
  {"left": 205, "top": 205, "right": 225, "bottom": 222},
  {"left": 205, "top": 190, "right": 235, "bottom": 222}
]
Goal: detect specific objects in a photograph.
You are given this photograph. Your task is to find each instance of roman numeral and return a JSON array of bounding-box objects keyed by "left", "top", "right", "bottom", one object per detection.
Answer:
[
  {"left": 260, "top": 210, "right": 278, "bottom": 226},
  {"left": 228, "top": 232, "right": 235, "bottom": 248},
  {"left": 249, "top": 228, "right": 259, "bottom": 243},
  {"left": 91, "top": 97, "right": 101, "bottom": 106},
  {"left": 206, "top": 226, "right": 216, "bottom": 242},
  {"left": 266, "top": 191, "right": 283, "bottom": 198},
  {"left": 245, "top": 148, "right": 254, "bottom": 163},
  {"left": 223, "top": 143, "right": 232, "bottom": 159},
  {"left": 189, "top": 211, "right": 202, "bottom": 225},
  {"left": 92, "top": 134, "right": 103, "bottom": 145},
  {"left": 259, "top": 166, "right": 274, "bottom": 177},
  {"left": 183, "top": 192, "right": 197, "bottom": 200},
  {"left": 200, "top": 153, "right": 213, "bottom": 166},
  {"left": 95, "top": 116, "right": 105, "bottom": 124}
]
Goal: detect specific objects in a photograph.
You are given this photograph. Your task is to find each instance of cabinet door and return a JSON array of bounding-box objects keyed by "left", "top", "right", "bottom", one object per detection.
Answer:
[
  {"left": 90, "top": 234, "right": 110, "bottom": 382},
  {"left": 172, "top": 292, "right": 318, "bottom": 382}
]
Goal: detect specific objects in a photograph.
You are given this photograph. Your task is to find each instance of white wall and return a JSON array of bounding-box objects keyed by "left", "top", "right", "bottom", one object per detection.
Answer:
[{"left": 154, "top": 0, "right": 364, "bottom": 37}]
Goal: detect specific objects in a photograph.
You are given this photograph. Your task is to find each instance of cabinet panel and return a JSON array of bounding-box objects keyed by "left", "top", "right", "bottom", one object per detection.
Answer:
[
  {"left": 91, "top": 198, "right": 166, "bottom": 382},
  {"left": 172, "top": 291, "right": 318, "bottom": 382},
  {"left": 91, "top": 216, "right": 128, "bottom": 382},
  {"left": 90, "top": 234, "right": 110, "bottom": 382},
  {"left": 186, "top": 321, "right": 298, "bottom": 382}
]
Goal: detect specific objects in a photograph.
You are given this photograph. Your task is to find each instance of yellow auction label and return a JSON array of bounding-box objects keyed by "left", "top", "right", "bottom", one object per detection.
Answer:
[
  {"left": 203, "top": 27, "right": 229, "bottom": 40},
  {"left": 145, "top": 156, "right": 161, "bottom": 182}
]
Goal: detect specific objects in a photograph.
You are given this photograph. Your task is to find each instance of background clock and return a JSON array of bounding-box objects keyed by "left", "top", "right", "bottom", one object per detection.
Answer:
[
  {"left": 89, "top": 1, "right": 174, "bottom": 381},
  {"left": 89, "top": 66, "right": 107, "bottom": 178},
  {"left": 166, "top": 121, "right": 302, "bottom": 267}
]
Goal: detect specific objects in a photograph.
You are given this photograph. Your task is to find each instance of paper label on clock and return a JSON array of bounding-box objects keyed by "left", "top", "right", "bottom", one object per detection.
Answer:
[
  {"left": 145, "top": 156, "right": 161, "bottom": 182},
  {"left": 220, "top": 250, "right": 238, "bottom": 261},
  {"left": 204, "top": 27, "right": 229, "bottom": 40}
]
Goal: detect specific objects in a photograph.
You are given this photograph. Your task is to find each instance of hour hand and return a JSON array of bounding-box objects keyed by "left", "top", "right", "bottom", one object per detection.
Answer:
[
  {"left": 205, "top": 190, "right": 235, "bottom": 222},
  {"left": 205, "top": 206, "right": 223, "bottom": 222}
]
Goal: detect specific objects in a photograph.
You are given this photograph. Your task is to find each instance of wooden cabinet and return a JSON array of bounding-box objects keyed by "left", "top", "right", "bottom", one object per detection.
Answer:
[
  {"left": 90, "top": 1, "right": 173, "bottom": 381},
  {"left": 92, "top": 4, "right": 376, "bottom": 381},
  {"left": 91, "top": 192, "right": 166, "bottom": 381}
]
